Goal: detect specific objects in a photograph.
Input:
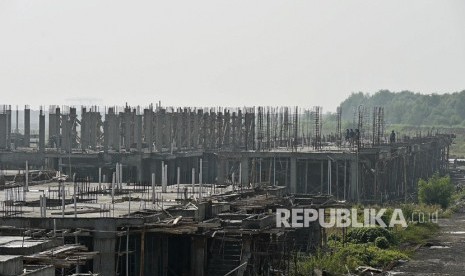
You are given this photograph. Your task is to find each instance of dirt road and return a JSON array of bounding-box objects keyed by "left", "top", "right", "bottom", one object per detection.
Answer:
[{"left": 390, "top": 212, "right": 465, "bottom": 275}]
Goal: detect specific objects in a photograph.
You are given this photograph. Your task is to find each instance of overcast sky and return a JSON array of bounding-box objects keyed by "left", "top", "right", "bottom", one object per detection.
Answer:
[{"left": 1, "top": 0, "right": 464, "bottom": 112}]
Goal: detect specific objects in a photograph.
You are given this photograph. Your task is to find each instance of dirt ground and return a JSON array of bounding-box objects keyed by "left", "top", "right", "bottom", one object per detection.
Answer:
[
  {"left": 389, "top": 213, "right": 465, "bottom": 275},
  {"left": 390, "top": 169, "right": 465, "bottom": 275}
]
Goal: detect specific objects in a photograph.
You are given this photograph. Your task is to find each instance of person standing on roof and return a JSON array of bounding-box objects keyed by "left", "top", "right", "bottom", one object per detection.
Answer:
[{"left": 390, "top": 130, "right": 396, "bottom": 143}]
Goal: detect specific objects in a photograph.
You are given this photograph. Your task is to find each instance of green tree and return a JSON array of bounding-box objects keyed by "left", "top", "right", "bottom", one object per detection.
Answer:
[
  {"left": 418, "top": 174, "right": 454, "bottom": 208},
  {"left": 339, "top": 89, "right": 465, "bottom": 127}
]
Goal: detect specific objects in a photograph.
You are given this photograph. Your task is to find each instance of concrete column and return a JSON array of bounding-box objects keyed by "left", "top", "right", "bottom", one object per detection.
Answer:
[
  {"left": 137, "top": 162, "right": 143, "bottom": 183},
  {"left": 115, "top": 163, "right": 119, "bottom": 189},
  {"left": 327, "top": 159, "right": 332, "bottom": 195},
  {"left": 152, "top": 173, "right": 156, "bottom": 203},
  {"left": 344, "top": 160, "right": 347, "bottom": 200},
  {"left": 190, "top": 236, "right": 206, "bottom": 276},
  {"left": 177, "top": 166, "right": 180, "bottom": 193},
  {"left": 305, "top": 160, "right": 308, "bottom": 194},
  {"left": 191, "top": 168, "right": 195, "bottom": 194},
  {"left": 119, "top": 163, "right": 123, "bottom": 187},
  {"left": 98, "top": 167, "right": 102, "bottom": 191},
  {"left": 217, "top": 158, "right": 225, "bottom": 185},
  {"left": 136, "top": 114, "right": 143, "bottom": 152},
  {"left": 176, "top": 110, "right": 183, "bottom": 150},
  {"left": 162, "top": 163, "right": 167, "bottom": 193},
  {"left": 0, "top": 113, "right": 7, "bottom": 149},
  {"left": 199, "top": 158, "right": 203, "bottom": 199},
  {"left": 290, "top": 157, "right": 297, "bottom": 194},
  {"left": 350, "top": 158, "right": 359, "bottom": 202},
  {"left": 24, "top": 107, "right": 30, "bottom": 147},
  {"left": 111, "top": 172, "right": 115, "bottom": 203},
  {"left": 161, "top": 161, "right": 165, "bottom": 192},
  {"left": 25, "top": 160, "right": 29, "bottom": 192},
  {"left": 154, "top": 111, "right": 162, "bottom": 152},
  {"left": 39, "top": 110, "right": 45, "bottom": 152},
  {"left": 239, "top": 163, "right": 242, "bottom": 185},
  {"left": 186, "top": 109, "right": 192, "bottom": 150},
  {"left": 6, "top": 107, "right": 11, "bottom": 150},
  {"left": 58, "top": 157, "right": 63, "bottom": 174},
  {"left": 240, "top": 157, "right": 249, "bottom": 185},
  {"left": 143, "top": 108, "right": 154, "bottom": 152},
  {"left": 93, "top": 222, "right": 117, "bottom": 276},
  {"left": 103, "top": 119, "right": 109, "bottom": 152},
  {"left": 273, "top": 157, "right": 276, "bottom": 186}
]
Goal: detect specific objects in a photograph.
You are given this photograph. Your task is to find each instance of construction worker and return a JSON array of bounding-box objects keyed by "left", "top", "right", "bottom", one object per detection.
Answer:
[
  {"left": 349, "top": 129, "right": 355, "bottom": 147},
  {"left": 390, "top": 130, "right": 396, "bottom": 143}
]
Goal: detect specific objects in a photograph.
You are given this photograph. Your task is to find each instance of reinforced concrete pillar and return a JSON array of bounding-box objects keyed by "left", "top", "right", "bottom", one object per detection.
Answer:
[
  {"left": 162, "top": 161, "right": 167, "bottom": 193},
  {"left": 327, "top": 159, "right": 332, "bottom": 195},
  {"left": 25, "top": 160, "right": 29, "bottom": 192},
  {"left": 191, "top": 168, "right": 195, "bottom": 195},
  {"left": 39, "top": 110, "right": 45, "bottom": 152},
  {"left": 0, "top": 113, "right": 7, "bottom": 149},
  {"left": 350, "top": 158, "right": 359, "bottom": 202},
  {"left": 93, "top": 222, "right": 116, "bottom": 276},
  {"left": 143, "top": 108, "right": 154, "bottom": 152},
  {"left": 6, "top": 107, "right": 11, "bottom": 150},
  {"left": 199, "top": 158, "right": 203, "bottom": 199},
  {"left": 135, "top": 114, "right": 143, "bottom": 152},
  {"left": 240, "top": 157, "right": 249, "bottom": 185},
  {"left": 24, "top": 107, "right": 30, "bottom": 147},
  {"left": 217, "top": 158, "right": 225, "bottom": 185},
  {"left": 136, "top": 159, "right": 143, "bottom": 183},
  {"left": 115, "top": 163, "right": 119, "bottom": 189},
  {"left": 177, "top": 166, "right": 180, "bottom": 193},
  {"left": 190, "top": 236, "right": 206, "bottom": 276},
  {"left": 119, "top": 163, "right": 123, "bottom": 188},
  {"left": 152, "top": 172, "right": 156, "bottom": 203},
  {"left": 98, "top": 167, "right": 102, "bottom": 190},
  {"left": 290, "top": 157, "right": 297, "bottom": 194}
]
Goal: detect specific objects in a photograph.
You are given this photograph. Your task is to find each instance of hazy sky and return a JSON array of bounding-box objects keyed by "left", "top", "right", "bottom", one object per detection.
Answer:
[{"left": 1, "top": 1, "right": 464, "bottom": 112}]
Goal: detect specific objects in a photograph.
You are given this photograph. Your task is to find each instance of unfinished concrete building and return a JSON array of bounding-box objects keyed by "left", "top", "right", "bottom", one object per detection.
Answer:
[{"left": 0, "top": 103, "right": 454, "bottom": 275}]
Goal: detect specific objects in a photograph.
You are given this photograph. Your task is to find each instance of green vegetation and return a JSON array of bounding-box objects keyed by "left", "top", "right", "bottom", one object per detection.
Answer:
[
  {"left": 295, "top": 242, "right": 408, "bottom": 275},
  {"left": 375, "top": 236, "right": 390, "bottom": 249},
  {"left": 293, "top": 202, "right": 444, "bottom": 275},
  {"left": 418, "top": 174, "right": 454, "bottom": 208},
  {"left": 340, "top": 90, "right": 465, "bottom": 126},
  {"left": 347, "top": 227, "right": 394, "bottom": 244},
  {"left": 395, "top": 222, "right": 440, "bottom": 245}
]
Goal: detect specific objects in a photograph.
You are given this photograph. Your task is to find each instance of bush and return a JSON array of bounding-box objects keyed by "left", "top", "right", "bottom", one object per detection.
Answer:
[
  {"left": 347, "top": 227, "right": 395, "bottom": 244},
  {"left": 418, "top": 173, "right": 454, "bottom": 208},
  {"left": 327, "top": 233, "right": 341, "bottom": 242},
  {"left": 375, "top": 236, "right": 390, "bottom": 249}
]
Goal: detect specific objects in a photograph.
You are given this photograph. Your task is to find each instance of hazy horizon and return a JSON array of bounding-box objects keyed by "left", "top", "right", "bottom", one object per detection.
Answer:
[{"left": 1, "top": 1, "right": 464, "bottom": 112}]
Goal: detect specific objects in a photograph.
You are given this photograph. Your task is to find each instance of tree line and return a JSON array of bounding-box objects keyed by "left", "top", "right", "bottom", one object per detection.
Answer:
[{"left": 339, "top": 90, "right": 465, "bottom": 127}]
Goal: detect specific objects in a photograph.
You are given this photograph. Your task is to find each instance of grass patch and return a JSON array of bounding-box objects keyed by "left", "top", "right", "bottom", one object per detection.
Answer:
[
  {"left": 295, "top": 242, "right": 408, "bottom": 275},
  {"left": 294, "top": 222, "right": 438, "bottom": 275},
  {"left": 294, "top": 203, "right": 443, "bottom": 275},
  {"left": 395, "top": 222, "right": 440, "bottom": 245}
]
